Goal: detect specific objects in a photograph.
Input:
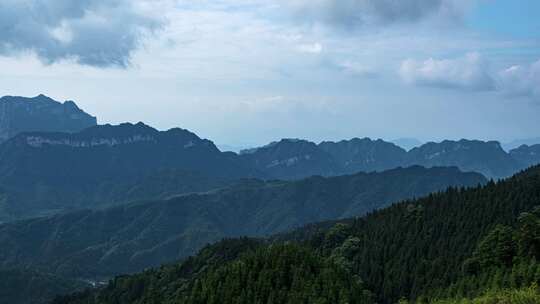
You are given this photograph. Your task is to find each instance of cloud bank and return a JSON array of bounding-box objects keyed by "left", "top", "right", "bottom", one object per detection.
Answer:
[
  {"left": 284, "top": 0, "right": 470, "bottom": 28},
  {"left": 0, "top": 0, "right": 162, "bottom": 67},
  {"left": 399, "top": 53, "right": 494, "bottom": 91},
  {"left": 400, "top": 54, "right": 540, "bottom": 101}
]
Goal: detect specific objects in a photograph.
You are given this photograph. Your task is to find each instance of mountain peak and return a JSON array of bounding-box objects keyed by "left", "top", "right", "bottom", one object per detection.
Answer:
[
  {"left": 34, "top": 93, "right": 54, "bottom": 100},
  {"left": 0, "top": 95, "right": 97, "bottom": 143}
]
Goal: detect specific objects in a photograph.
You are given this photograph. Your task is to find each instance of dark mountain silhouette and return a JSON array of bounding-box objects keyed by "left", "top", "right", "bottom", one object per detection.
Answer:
[{"left": 0, "top": 95, "right": 96, "bottom": 143}]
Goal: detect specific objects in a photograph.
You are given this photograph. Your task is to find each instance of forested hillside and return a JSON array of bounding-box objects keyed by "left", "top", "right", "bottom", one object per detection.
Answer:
[
  {"left": 0, "top": 166, "right": 482, "bottom": 279},
  {"left": 51, "top": 166, "right": 540, "bottom": 304}
]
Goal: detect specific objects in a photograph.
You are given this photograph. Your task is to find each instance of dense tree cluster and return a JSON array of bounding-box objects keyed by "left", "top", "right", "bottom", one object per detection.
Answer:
[
  {"left": 423, "top": 207, "right": 540, "bottom": 301},
  {"left": 279, "top": 166, "right": 540, "bottom": 302},
  {"left": 52, "top": 242, "right": 374, "bottom": 304},
  {"left": 184, "top": 244, "right": 374, "bottom": 304}
]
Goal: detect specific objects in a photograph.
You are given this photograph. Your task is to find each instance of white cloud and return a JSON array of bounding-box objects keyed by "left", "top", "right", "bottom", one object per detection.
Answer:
[
  {"left": 497, "top": 60, "right": 540, "bottom": 99},
  {"left": 399, "top": 53, "right": 495, "bottom": 91},
  {"left": 337, "top": 61, "right": 378, "bottom": 78},
  {"left": 297, "top": 43, "right": 323, "bottom": 54}
]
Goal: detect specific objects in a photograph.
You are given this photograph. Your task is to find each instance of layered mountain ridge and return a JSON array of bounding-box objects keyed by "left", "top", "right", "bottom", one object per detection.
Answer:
[
  {"left": 241, "top": 137, "right": 538, "bottom": 180},
  {"left": 0, "top": 122, "right": 260, "bottom": 222},
  {"left": 0, "top": 166, "right": 485, "bottom": 280}
]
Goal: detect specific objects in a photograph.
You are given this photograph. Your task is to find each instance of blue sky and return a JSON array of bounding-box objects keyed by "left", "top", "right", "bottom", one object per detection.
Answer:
[
  {"left": 0, "top": 0, "right": 538, "bottom": 148},
  {"left": 468, "top": 0, "right": 540, "bottom": 38}
]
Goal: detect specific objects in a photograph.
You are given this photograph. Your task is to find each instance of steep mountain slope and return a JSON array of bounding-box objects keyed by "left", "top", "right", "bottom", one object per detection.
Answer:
[
  {"left": 0, "top": 122, "right": 259, "bottom": 222},
  {"left": 0, "top": 95, "right": 96, "bottom": 143},
  {"left": 239, "top": 139, "right": 341, "bottom": 179},
  {"left": 319, "top": 138, "right": 407, "bottom": 174},
  {"left": 509, "top": 144, "right": 540, "bottom": 168},
  {"left": 0, "top": 166, "right": 484, "bottom": 279},
  {"left": 51, "top": 165, "right": 540, "bottom": 304}
]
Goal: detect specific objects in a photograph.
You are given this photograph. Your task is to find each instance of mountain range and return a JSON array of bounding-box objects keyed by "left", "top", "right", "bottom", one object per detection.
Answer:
[
  {"left": 0, "top": 166, "right": 484, "bottom": 280},
  {"left": 240, "top": 137, "right": 536, "bottom": 180},
  {"left": 0, "top": 95, "right": 538, "bottom": 223}
]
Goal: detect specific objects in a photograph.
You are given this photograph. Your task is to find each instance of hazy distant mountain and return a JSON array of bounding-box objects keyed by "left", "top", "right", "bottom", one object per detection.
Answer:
[
  {"left": 244, "top": 138, "right": 524, "bottom": 180},
  {"left": 319, "top": 138, "right": 406, "bottom": 174},
  {"left": 0, "top": 122, "right": 259, "bottom": 222},
  {"left": 0, "top": 166, "right": 485, "bottom": 279},
  {"left": 405, "top": 139, "right": 521, "bottom": 179},
  {"left": 239, "top": 139, "right": 341, "bottom": 179},
  {"left": 390, "top": 137, "right": 423, "bottom": 151},
  {"left": 509, "top": 144, "right": 540, "bottom": 168},
  {"left": 0, "top": 95, "right": 96, "bottom": 143},
  {"left": 503, "top": 137, "right": 540, "bottom": 151}
]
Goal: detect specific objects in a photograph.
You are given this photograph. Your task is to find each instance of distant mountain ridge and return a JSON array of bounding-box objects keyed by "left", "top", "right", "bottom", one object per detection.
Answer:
[
  {"left": 0, "top": 122, "right": 260, "bottom": 222},
  {"left": 509, "top": 144, "right": 540, "bottom": 168},
  {"left": 0, "top": 95, "right": 96, "bottom": 143},
  {"left": 241, "top": 137, "right": 535, "bottom": 180},
  {"left": 240, "top": 139, "right": 341, "bottom": 179},
  {"left": 404, "top": 139, "right": 521, "bottom": 179},
  {"left": 320, "top": 137, "right": 406, "bottom": 174},
  {"left": 0, "top": 94, "right": 536, "bottom": 224}
]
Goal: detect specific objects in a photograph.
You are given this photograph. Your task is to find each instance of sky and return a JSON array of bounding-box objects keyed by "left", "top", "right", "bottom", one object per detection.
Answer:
[{"left": 0, "top": 0, "right": 539, "bottom": 149}]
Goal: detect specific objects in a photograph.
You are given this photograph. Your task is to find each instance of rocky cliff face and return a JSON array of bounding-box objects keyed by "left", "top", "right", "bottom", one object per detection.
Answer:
[{"left": 0, "top": 95, "right": 97, "bottom": 143}]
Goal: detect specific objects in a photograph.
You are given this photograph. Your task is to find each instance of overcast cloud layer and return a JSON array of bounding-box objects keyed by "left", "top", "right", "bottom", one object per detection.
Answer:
[{"left": 0, "top": 0, "right": 538, "bottom": 146}]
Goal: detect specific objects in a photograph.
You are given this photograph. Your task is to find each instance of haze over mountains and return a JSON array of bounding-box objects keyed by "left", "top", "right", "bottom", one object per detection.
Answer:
[{"left": 0, "top": 95, "right": 538, "bottom": 223}]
